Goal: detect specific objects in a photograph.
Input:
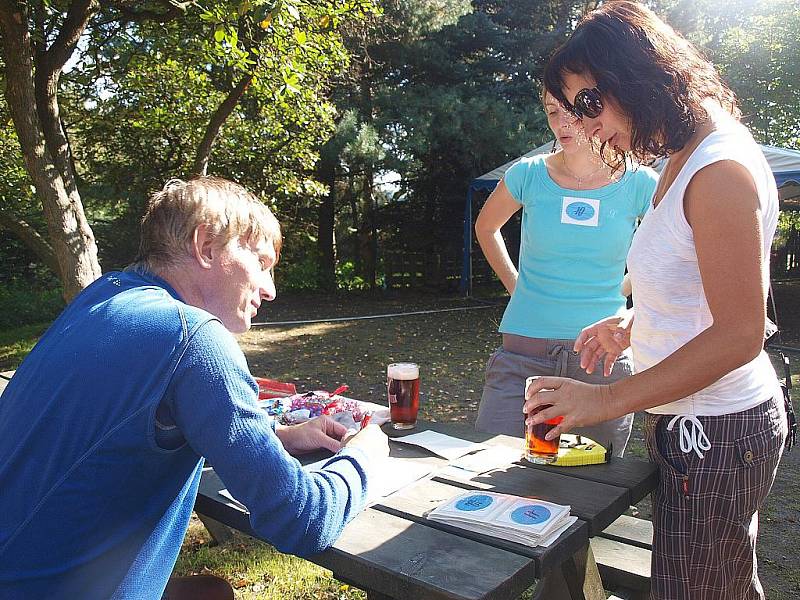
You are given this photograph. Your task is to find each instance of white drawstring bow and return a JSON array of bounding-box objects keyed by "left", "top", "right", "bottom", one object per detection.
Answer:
[{"left": 666, "top": 414, "right": 711, "bottom": 459}]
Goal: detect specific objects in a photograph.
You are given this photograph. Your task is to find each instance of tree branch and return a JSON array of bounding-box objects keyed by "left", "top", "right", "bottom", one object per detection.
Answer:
[
  {"left": 192, "top": 73, "right": 253, "bottom": 176},
  {"left": 0, "top": 207, "right": 61, "bottom": 277},
  {"left": 97, "top": 0, "right": 195, "bottom": 24},
  {"left": 40, "top": 0, "right": 98, "bottom": 75}
]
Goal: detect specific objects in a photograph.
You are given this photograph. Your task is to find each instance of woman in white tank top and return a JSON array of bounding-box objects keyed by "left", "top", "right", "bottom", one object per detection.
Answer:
[{"left": 523, "top": 3, "right": 788, "bottom": 599}]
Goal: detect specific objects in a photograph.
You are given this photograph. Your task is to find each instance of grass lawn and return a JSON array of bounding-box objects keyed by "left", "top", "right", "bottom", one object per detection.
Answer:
[
  {"left": 0, "top": 323, "right": 51, "bottom": 369},
  {"left": 174, "top": 520, "right": 366, "bottom": 599},
  {"left": 2, "top": 284, "right": 799, "bottom": 598}
]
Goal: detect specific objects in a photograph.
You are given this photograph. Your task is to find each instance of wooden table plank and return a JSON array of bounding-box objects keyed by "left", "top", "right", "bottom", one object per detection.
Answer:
[
  {"left": 521, "top": 461, "right": 657, "bottom": 506},
  {"left": 374, "top": 476, "right": 589, "bottom": 576},
  {"left": 196, "top": 468, "right": 552, "bottom": 600},
  {"left": 392, "top": 421, "right": 658, "bottom": 506},
  {"left": 318, "top": 510, "right": 540, "bottom": 600},
  {"left": 432, "top": 462, "right": 629, "bottom": 536}
]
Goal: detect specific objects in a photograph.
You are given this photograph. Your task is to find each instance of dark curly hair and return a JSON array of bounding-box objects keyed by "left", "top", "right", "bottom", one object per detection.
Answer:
[{"left": 543, "top": 1, "right": 739, "bottom": 167}]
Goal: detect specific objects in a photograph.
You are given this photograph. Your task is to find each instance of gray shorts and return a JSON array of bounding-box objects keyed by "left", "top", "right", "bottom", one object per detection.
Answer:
[{"left": 475, "top": 340, "right": 634, "bottom": 457}]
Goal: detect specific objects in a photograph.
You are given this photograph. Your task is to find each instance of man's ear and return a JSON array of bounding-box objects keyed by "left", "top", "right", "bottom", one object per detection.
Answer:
[{"left": 191, "top": 224, "right": 216, "bottom": 269}]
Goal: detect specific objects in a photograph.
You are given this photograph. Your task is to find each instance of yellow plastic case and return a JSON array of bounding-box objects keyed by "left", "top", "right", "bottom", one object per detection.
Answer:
[{"left": 551, "top": 434, "right": 611, "bottom": 466}]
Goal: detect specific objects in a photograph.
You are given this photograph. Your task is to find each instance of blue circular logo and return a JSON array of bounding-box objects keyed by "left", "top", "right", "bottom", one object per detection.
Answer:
[
  {"left": 455, "top": 494, "right": 493, "bottom": 511},
  {"left": 510, "top": 504, "right": 552, "bottom": 525},
  {"left": 566, "top": 202, "right": 595, "bottom": 221}
]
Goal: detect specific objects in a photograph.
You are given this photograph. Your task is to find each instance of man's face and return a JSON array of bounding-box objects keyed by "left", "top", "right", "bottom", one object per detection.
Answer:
[{"left": 205, "top": 235, "right": 277, "bottom": 334}]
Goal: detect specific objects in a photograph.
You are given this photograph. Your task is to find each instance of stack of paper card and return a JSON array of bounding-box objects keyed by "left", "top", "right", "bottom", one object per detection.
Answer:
[{"left": 427, "top": 491, "right": 577, "bottom": 547}]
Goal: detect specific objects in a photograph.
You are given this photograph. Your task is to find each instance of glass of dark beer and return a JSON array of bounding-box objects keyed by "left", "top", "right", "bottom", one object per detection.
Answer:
[
  {"left": 387, "top": 362, "right": 420, "bottom": 430},
  {"left": 524, "top": 377, "right": 562, "bottom": 464}
]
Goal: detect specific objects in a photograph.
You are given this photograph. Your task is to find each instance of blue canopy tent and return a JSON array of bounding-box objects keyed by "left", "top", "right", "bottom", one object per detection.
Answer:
[{"left": 460, "top": 142, "right": 800, "bottom": 295}]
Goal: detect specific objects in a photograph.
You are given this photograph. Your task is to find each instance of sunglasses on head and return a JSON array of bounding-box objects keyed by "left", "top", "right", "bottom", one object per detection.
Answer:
[{"left": 570, "top": 87, "right": 603, "bottom": 119}]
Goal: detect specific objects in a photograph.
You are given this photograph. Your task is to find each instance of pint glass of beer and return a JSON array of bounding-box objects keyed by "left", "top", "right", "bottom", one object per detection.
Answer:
[
  {"left": 387, "top": 362, "right": 420, "bottom": 430},
  {"left": 524, "top": 377, "right": 562, "bottom": 464}
]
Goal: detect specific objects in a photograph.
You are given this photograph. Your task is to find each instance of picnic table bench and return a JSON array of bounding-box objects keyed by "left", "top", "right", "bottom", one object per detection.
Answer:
[{"left": 196, "top": 420, "right": 658, "bottom": 600}]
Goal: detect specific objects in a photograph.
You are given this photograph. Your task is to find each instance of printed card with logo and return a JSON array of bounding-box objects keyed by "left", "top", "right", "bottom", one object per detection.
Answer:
[
  {"left": 427, "top": 491, "right": 573, "bottom": 547},
  {"left": 561, "top": 196, "right": 600, "bottom": 227},
  {"left": 430, "top": 491, "right": 502, "bottom": 520},
  {"left": 490, "top": 496, "right": 571, "bottom": 536}
]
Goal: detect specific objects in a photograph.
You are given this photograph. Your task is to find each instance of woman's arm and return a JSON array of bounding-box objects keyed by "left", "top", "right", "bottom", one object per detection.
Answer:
[
  {"left": 475, "top": 180, "right": 523, "bottom": 295},
  {"left": 621, "top": 273, "right": 632, "bottom": 298},
  {"left": 525, "top": 160, "right": 768, "bottom": 432}
]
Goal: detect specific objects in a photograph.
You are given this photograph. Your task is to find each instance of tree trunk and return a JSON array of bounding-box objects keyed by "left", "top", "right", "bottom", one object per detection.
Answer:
[
  {"left": 362, "top": 163, "right": 376, "bottom": 289},
  {"left": 0, "top": 1, "right": 101, "bottom": 301},
  {"left": 192, "top": 74, "right": 253, "bottom": 176},
  {"left": 359, "top": 77, "right": 376, "bottom": 289},
  {"left": 316, "top": 154, "right": 337, "bottom": 290}
]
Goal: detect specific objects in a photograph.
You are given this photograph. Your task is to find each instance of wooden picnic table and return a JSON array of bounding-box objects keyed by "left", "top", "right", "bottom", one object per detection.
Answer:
[{"left": 195, "top": 421, "right": 657, "bottom": 600}]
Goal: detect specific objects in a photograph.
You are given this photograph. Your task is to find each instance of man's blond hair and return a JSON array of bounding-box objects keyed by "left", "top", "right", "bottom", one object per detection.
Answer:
[{"left": 134, "top": 176, "right": 281, "bottom": 272}]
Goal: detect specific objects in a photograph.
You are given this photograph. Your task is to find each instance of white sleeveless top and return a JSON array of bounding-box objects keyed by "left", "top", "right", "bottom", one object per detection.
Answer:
[{"left": 627, "top": 117, "right": 781, "bottom": 434}]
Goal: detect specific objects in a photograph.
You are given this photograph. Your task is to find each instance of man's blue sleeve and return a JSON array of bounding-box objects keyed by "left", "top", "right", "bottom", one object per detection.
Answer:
[{"left": 165, "top": 320, "right": 372, "bottom": 557}]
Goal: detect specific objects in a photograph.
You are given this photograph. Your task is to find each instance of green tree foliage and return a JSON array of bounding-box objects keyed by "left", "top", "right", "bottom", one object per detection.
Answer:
[
  {"left": 654, "top": 0, "right": 799, "bottom": 148},
  {"left": 711, "top": 0, "right": 800, "bottom": 148},
  {"left": 0, "top": 0, "right": 374, "bottom": 294},
  {"left": 65, "top": 3, "right": 364, "bottom": 268},
  {"left": 1, "top": 0, "right": 798, "bottom": 299},
  {"left": 346, "top": 0, "right": 592, "bottom": 286}
]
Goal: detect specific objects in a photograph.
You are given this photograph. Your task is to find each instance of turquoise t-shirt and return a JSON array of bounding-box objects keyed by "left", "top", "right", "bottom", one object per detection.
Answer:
[{"left": 499, "top": 154, "right": 658, "bottom": 339}]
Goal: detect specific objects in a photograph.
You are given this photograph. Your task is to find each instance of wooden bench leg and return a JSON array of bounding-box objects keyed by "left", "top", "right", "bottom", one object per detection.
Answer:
[
  {"left": 196, "top": 513, "right": 233, "bottom": 545},
  {"left": 532, "top": 544, "right": 606, "bottom": 600}
]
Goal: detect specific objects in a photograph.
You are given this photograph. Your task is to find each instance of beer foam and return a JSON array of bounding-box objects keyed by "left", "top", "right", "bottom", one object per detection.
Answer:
[{"left": 387, "top": 362, "right": 419, "bottom": 380}]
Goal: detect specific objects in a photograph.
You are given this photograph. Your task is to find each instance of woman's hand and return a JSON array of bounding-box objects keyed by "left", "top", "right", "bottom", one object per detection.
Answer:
[
  {"left": 574, "top": 311, "right": 634, "bottom": 376},
  {"left": 523, "top": 377, "right": 614, "bottom": 441}
]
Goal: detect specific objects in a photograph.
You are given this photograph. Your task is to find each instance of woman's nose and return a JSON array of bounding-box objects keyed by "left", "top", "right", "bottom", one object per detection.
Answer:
[{"left": 580, "top": 116, "right": 601, "bottom": 140}]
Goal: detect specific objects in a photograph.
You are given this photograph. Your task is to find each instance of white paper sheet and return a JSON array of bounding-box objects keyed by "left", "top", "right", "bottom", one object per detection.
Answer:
[
  {"left": 448, "top": 446, "right": 523, "bottom": 474},
  {"left": 391, "top": 430, "right": 484, "bottom": 460},
  {"left": 219, "top": 488, "right": 248, "bottom": 511},
  {"left": 305, "top": 455, "right": 434, "bottom": 506}
]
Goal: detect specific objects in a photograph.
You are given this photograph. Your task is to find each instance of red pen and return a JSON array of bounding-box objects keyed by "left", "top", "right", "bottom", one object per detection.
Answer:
[{"left": 360, "top": 412, "right": 373, "bottom": 430}]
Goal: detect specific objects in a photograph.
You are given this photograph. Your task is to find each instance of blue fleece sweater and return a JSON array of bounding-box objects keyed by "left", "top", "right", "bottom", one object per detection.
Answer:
[{"left": 0, "top": 269, "right": 371, "bottom": 599}]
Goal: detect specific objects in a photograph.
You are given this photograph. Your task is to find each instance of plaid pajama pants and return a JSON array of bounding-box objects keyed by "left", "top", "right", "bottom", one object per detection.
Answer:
[{"left": 645, "top": 395, "right": 787, "bottom": 600}]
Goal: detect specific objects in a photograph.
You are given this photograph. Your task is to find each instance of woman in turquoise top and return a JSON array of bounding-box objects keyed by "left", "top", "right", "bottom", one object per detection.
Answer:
[{"left": 475, "top": 90, "right": 658, "bottom": 456}]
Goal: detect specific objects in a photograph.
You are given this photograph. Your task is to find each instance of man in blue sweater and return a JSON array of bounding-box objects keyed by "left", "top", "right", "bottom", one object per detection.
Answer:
[{"left": 0, "top": 176, "right": 388, "bottom": 599}]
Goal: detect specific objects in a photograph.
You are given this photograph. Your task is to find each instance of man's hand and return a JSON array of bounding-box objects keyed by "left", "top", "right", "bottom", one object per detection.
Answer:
[
  {"left": 574, "top": 311, "right": 634, "bottom": 376},
  {"left": 344, "top": 424, "right": 390, "bottom": 460},
  {"left": 275, "top": 415, "right": 347, "bottom": 455}
]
